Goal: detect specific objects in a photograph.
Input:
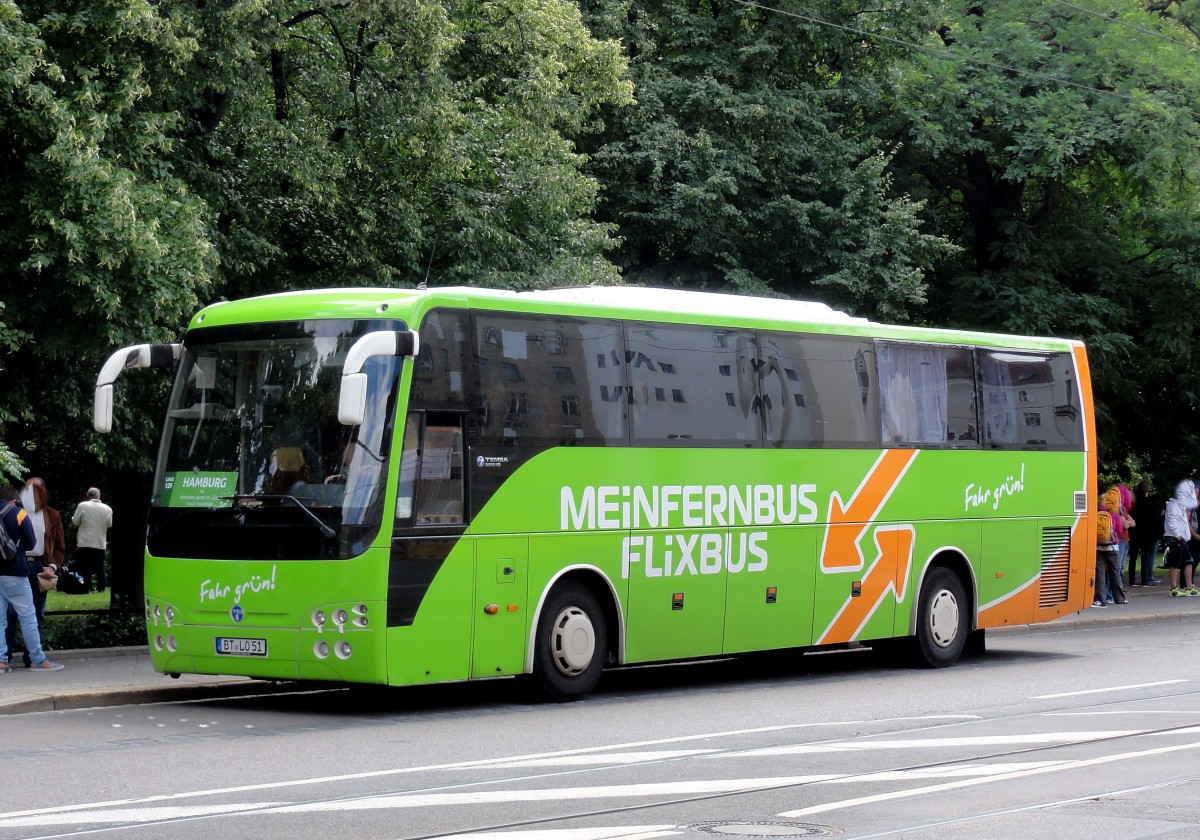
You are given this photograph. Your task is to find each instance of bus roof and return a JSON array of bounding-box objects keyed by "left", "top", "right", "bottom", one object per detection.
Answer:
[{"left": 189, "top": 285, "right": 1081, "bottom": 351}]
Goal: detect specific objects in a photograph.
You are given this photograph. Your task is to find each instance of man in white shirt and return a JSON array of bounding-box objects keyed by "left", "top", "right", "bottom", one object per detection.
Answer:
[
  {"left": 1162, "top": 475, "right": 1199, "bottom": 596},
  {"left": 71, "top": 487, "right": 113, "bottom": 592}
]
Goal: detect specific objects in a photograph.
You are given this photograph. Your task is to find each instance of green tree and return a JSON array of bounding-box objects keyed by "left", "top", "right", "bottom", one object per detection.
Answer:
[
  {"left": 170, "top": 0, "right": 632, "bottom": 298},
  {"left": 0, "top": 0, "right": 216, "bottom": 473},
  {"left": 577, "top": 0, "right": 953, "bottom": 320},
  {"left": 0, "top": 0, "right": 632, "bottom": 473},
  {"left": 881, "top": 0, "right": 1200, "bottom": 472}
]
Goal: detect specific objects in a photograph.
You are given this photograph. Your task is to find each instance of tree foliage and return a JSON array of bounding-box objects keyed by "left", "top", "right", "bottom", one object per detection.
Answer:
[
  {"left": 577, "top": 0, "right": 954, "bottom": 320},
  {"left": 880, "top": 0, "right": 1200, "bottom": 472},
  {"left": 0, "top": 0, "right": 631, "bottom": 487}
]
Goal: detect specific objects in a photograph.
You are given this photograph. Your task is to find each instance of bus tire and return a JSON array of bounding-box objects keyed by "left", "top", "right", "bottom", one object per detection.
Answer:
[
  {"left": 532, "top": 582, "right": 607, "bottom": 702},
  {"left": 914, "top": 568, "right": 968, "bottom": 668}
]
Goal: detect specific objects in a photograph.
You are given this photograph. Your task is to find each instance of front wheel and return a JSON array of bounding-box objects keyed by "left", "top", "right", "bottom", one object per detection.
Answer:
[
  {"left": 532, "top": 582, "right": 607, "bottom": 702},
  {"left": 913, "top": 568, "right": 968, "bottom": 668}
]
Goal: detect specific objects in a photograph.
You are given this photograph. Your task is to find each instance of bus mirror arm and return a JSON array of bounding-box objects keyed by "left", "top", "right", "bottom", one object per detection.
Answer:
[
  {"left": 338, "top": 330, "right": 420, "bottom": 425},
  {"left": 94, "top": 343, "right": 182, "bottom": 433}
]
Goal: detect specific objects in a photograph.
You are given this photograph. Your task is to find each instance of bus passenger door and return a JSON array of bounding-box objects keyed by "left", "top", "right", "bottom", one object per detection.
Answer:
[
  {"left": 472, "top": 537, "right": 529, "bottom": 677},
  {"left": 387, "top": 411, "right": 473, "bottom": 686}
]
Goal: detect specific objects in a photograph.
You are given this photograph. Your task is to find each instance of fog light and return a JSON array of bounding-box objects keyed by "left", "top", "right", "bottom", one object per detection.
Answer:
[
  {"left": 165, "top": 606, "right": 175, "bottom": 621},
  {"left": 154, "top": 634, "right": 164, "bottom": 651},
  {"left": 312, "top": 610, "right": 326, "bottom": 627},
  {"left": 334, "top": 641, "right": 352, "bottom": 659},
  {"left": 352, "top": 604, "right": 368, "bottom": 616},
  {"left": 313, "top": 640, "right": 330, "bottom": 659},
  {"left": 354, "top": 615, "right": 368, "bottom": 627},
  {"left": 333, "top": 608, "right": 348, "bottom": 626},
  {"left": 153, "top": 604, "right": 162, "bottom": 620},
  {"left": 166, "top": 635, "right": 177, "bottom": 653}
]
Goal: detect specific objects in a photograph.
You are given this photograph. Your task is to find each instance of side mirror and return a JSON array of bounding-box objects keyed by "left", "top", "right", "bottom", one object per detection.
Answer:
[
  {"left": 94, "top": 343, "right": 181, "bottom": 433},
  {"left": 338, "top": 330, "right": 419, "bottom": 425},
  {"left": 94, "top": 385, "right": 115, "bottom": 434}
]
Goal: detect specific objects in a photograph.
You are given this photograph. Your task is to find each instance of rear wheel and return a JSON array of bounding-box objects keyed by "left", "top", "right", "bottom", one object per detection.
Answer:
[
  {"left": 532, "top": 582, "right": 607, "bottom": 702},
  {"left": 914, "top": 567, "right": 968, "bottom": 668}
]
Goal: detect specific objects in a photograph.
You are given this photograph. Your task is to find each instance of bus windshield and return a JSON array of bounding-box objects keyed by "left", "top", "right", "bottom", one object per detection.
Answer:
[{"left": 149, "top": 318, "right": 404, "bottom": 560}]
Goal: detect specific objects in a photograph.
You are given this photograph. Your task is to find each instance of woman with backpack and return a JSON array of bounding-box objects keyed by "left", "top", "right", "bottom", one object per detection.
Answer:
[{"left": 1094, "top": 488, "right": 1127, "bottom": 607}]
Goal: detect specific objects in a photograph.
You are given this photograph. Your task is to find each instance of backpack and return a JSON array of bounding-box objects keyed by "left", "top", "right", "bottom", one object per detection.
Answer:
[
  {"left": 55, "top": 563, "right": 87, "bottom": 594},
  {"left": 0, "top": 503, "right": 18, "bottom": 562},
  {"left": 1096, "top": 509, "right": 1115, "bottom": 546}
]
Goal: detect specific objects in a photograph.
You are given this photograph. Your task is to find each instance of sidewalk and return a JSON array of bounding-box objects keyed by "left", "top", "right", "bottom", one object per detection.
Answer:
[
  {"left": 0, "top": 581, "right": 1195, "bottom": 715},
  {"left": 0, "top": 647, "right": 291, "bottom": 715}
]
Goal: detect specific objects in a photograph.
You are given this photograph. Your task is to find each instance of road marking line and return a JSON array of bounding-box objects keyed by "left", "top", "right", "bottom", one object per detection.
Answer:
[
  {"left": 778, "top": 737, "right": 1200, "bottom": 818},
  {"left": 270, "top": 777, "right": 846, "bottom": 812},
  {"left": 723, "top": 731, "right": 1139, "bottom": 755},
  {"left": 1031, "top": 680, "right": 1186, "bottom": 699},
  {"left": 0, "top": 804, "right": 286, "bottom": 828},
  {"left": 433, "top": 830, "right": 682, "bottom": 840},
  {"left": 0, "top": 715, "right": 973, "bottom": 822},
  {"left": 488, "top": 750, "right": 717, "bottom": 768}
]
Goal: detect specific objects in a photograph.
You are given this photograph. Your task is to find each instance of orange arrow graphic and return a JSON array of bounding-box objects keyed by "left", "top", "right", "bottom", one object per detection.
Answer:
[
  {"left": 820, "top": 449, "right": 917, "bottom": 571},
  {"left": 818, "top": 525, "right": 914, "bottom": 644}
]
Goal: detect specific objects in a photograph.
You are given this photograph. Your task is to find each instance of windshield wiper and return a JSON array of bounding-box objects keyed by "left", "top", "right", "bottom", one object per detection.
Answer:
[{"left": 225, "top": 494, "right": 336, "bottom": 539}]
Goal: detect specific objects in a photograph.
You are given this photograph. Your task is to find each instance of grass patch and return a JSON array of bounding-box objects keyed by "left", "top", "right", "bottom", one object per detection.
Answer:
[
  {"left": 45, "top": 589, "right": 112, "bottom": 613},
  {"left": 31, "top": 590, "right": 148, "bottom": 651}
]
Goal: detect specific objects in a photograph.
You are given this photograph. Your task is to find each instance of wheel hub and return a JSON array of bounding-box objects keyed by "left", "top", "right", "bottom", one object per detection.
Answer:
[
  {"left": 928, "top": 588, "right": 960, "bottom": 648},
  {"left": 551, "top": 606, "right": 595, "bottom": 676}
]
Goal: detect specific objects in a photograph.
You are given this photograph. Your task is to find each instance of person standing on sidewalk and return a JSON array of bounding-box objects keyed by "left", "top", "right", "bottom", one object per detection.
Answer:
[
  {"left": 1131, "top": 480, "right": 1164, "bottom": 587},
  {"left": 5, "top": 477, "right": 66, "bottom": 667},
  {"left": 1094, "top": 491, "right": 1127, "bottom": 607},
  {"left": 1161, "top": 474, "right": 1200, "bottom": 597},
  {"left": 0, "top": 485, "right": 63, "bottom": 672},
  {"left": 71, "top": 487, "right": 112, "bottom": 592}
]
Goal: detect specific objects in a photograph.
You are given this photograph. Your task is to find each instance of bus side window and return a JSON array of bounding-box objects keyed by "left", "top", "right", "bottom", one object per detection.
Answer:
[
  {"left": 414, "top": 415, "right": 465, "bottom": 525},
  {"left": 877, "top": 342, "right": 976, "bottom": 447},
  {"left": 395, "top": 416, "right": 421, "bottom": 520}
]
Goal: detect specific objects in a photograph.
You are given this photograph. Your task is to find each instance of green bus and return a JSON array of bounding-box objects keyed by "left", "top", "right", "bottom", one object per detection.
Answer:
[{"left": 96, "top": 286, "right": 1096, "bottom": 700}]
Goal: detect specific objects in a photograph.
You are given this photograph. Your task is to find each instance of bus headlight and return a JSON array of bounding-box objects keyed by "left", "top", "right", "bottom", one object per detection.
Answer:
[
  {"left": 312, "top": 610, "right": 326, "bottom": 628},
  {"left": 333, "top": 608, "right": 348, "bottom": 627},
  {"left": 313, "top": 640, "right": 330, "bottom": 659},
  {"left": 334, "top": 641, "right": 352, "bottom": 660},
  {"left": 154, "top": 634, "right": 164, "bottom": 651},
  {"left": 166, "top": 635, "right": 178, "bottom": 653}
]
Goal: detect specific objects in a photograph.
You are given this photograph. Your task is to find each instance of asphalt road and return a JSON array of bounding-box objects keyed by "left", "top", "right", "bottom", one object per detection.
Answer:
[{"left": 4, "top": 619, "right": 1199, "bottom": 840}]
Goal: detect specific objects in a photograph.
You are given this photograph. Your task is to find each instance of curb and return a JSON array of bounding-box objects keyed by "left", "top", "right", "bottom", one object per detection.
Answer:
[
  {"left": 49, "top": 645, "right": 148, "bottom": 661},
  {"left": 0, "top": 677, "right": 298, "bottom": 716},
  {"left": 991, "top": 609, "right": 1200, "bottom": 636}
]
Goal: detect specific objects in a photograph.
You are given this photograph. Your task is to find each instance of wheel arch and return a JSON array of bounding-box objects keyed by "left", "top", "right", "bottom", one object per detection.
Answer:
[
  {"left": 907, "top": 547, "right": 978, "bottom": 636},
  {"left": 524, "top": 565, "right": 623, "bottom": 674}
]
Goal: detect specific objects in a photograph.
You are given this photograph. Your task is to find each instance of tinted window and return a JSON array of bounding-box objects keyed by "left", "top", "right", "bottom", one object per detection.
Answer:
[
  {"left": 627, "top": 323, "right": 758, "bottom": 447},
  {"left": 414, "top": 310, "right": 470, "bottom": 409},
  {"left": 756, "top": 333, "right": 880, "bottom": 448},
  {"left": 473, "top": 312, "right": 626, "bottom": 448},
  {"left": 980, "top": 350, "right": 1081, "bottom": 450},
  {"left": 878, "top": 342, "right": 977, "bottom": 447}
]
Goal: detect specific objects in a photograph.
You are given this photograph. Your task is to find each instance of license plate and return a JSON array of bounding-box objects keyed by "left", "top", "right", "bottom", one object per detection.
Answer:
[{"left": 215, "top": 637, "right": 267, "bottom": 656}]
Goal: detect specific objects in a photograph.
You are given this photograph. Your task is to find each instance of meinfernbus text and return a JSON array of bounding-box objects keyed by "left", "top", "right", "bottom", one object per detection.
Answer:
[{"left": 95, "top": 286, "right": 1097, "bottom": 701}]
